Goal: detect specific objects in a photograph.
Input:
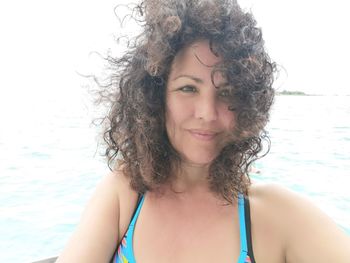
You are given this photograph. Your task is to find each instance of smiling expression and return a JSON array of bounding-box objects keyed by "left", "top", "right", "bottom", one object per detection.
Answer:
[{"left": 165, "top": 40, "right": 235, "bottom": 166}]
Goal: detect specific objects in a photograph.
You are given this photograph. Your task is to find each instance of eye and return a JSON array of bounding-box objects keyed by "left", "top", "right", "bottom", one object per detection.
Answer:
[
  {"left": 178, "top": 85, "right": 196, "bottom": 93},
  {"left": 218, "top": 89, "right": 230, "bottom": 98}
]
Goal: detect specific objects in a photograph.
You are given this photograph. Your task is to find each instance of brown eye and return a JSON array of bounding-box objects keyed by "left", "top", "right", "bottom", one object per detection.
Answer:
[
  {"left": 179, "top": 85, "right": 196, "bottom": 93},
  {"left": 218, "top": 89, "right": 230, "bottom": 98}
]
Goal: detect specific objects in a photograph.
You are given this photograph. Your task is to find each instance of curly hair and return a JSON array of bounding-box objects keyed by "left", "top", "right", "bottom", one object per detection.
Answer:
[{"left": 98, "top": 0, "right": 276, "bottom": 203}]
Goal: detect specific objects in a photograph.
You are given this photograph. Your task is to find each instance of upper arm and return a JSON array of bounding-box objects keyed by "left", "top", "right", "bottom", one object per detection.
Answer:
[
  {"left": 270, "top": 185, "right": 350, "bottom": 263},
  {"left": 56, "top": 170, "right": 138, "bottom": 263}
]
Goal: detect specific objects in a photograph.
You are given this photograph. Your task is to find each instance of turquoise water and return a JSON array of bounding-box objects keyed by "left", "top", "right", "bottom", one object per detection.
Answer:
[
  {"left": 0, "top": 95, "right": 349, "bottom": 262},
  {"left": 255, "top": 95, "right": 350, "bottom": 233}
]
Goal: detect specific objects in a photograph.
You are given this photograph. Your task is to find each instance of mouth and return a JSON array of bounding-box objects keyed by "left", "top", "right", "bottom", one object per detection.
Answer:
[{"left": 187, "top": 129, "right": 219, "bottom": 141}]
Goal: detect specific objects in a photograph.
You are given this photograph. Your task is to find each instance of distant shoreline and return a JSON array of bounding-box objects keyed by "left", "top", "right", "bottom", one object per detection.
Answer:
[
  {"left": 276, "top": 90, "right": 308, "bottom": 96},
  {"left": 276, "top": 90, "right": 349, "bottom": 96}
]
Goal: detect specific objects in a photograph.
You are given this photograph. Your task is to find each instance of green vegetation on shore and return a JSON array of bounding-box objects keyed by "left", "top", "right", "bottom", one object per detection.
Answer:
[{"left": 276, "top": 90, "right": 308, "bottom": 96}]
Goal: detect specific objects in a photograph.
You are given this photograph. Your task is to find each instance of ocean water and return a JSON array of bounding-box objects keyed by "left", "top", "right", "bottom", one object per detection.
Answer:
[
  {"left": 253, "top": 95, "right": 350, "bottom": 232},
  {"left": 0, "top": 95, "right": 349, "bottom": 262}
]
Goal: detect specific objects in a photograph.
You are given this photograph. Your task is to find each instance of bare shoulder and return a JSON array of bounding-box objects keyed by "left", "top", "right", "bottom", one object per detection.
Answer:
[
  {"left": 248, "top": 183, "right": 350, "bottom": 263},
  {"left": 248, "top": 182, "right": 312, "bottom": 213},
  {"left": 112, "top": 169, "right": 140, "bottom": 240},
  {"left": 83, "top": 169, "right": 139, "bottom": 236},
  {"left": 90, "top": 169, "right": 139, "bottom": 237},
  {"left": 56, "top": 169, "right": 138, "bottom": 263},
  {"left": 247, "top": 182, "right": 306, "bottom": 226}
]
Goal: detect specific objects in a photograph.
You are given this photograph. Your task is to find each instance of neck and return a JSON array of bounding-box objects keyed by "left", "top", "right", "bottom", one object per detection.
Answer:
[{"left": 169, "top": 161, "right": 211, "bottom": 193}]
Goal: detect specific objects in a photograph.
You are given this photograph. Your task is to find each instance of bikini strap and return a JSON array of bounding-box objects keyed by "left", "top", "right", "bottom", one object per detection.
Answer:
[
  {"left": 237, "top": 194, "right": 249, "bottom": 262},
  {"left": 129, "top": 194, "right": 145, "bottom": 228},
  {"left": 244, "top": 196, "right": 256, "bottom": 263}
]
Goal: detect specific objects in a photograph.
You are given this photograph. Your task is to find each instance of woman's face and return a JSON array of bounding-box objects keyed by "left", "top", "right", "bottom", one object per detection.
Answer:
[{"left": 165, "top": 40, "right": 235, "bottom": 166}]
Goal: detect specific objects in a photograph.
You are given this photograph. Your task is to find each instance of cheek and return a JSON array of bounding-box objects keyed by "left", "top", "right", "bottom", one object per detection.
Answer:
[
  {"left": 165, "top": 98, "right": 190, "bottom": 129},
  {"left": 165, "top": 109, "right": 175, "bottom": 136},
  {"left": 217, "top": 114, "right": 236, "bottom": 148},
  {"left": 165, "top": 108, "right": 181, "bottom": 153},
  {"left": 165, "top": 102, "right": 180, "bottom": 139},
  {"left": 220, "top": 107, "right": 236, "bottom": 130}
]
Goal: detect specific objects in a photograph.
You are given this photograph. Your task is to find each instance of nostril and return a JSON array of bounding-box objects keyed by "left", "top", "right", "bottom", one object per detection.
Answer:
[{"left": 195, "top": 100, "right": 218, "bottom": 122}]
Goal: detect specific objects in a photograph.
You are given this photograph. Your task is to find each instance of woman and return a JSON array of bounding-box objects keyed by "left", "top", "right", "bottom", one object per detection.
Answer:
[{"left": 57, "top": 0, "right": 350, "bottom": 262}]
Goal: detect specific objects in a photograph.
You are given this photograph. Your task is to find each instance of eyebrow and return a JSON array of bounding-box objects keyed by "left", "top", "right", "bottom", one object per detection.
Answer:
[{"left": 171, "top": 74, "right": 204, "bottom": 83}]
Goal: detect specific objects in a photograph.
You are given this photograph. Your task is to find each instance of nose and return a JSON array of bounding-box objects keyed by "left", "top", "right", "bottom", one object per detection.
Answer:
[{"left": 194, "top": 92, "right": 218, "bottom": 122}]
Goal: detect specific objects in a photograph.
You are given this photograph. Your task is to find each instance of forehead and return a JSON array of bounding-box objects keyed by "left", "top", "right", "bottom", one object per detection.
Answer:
[{"left": 170, "top": 40, "right": 222, "bottom": 77}]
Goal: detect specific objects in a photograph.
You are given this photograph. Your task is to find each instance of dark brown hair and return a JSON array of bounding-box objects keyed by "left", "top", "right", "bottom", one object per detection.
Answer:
[{"left": 98, "top": 0, "right": 275, "bottom": 203}]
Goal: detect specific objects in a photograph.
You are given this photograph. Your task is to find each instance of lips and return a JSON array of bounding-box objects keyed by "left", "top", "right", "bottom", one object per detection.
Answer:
[{"left": 187, "top": 129, "right": 219, "bottom": 141}]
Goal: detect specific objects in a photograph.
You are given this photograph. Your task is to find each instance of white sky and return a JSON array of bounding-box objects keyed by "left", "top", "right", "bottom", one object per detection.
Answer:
[
  {"left": 243, "top": 0, "right": 350, "bottom": 95},
  {"left": 0, "top": 0, "right": 349, "bottom": 119}
]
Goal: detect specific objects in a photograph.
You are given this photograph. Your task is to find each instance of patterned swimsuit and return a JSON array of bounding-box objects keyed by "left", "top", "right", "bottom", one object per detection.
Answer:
[{"left": 114, "top": 194, "right": 256, "bottom": 263}]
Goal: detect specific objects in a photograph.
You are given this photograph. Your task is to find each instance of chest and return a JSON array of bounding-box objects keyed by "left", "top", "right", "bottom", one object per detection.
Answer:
[{"left": 132, "top": 196, "right": 242, "bottom": 263}]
